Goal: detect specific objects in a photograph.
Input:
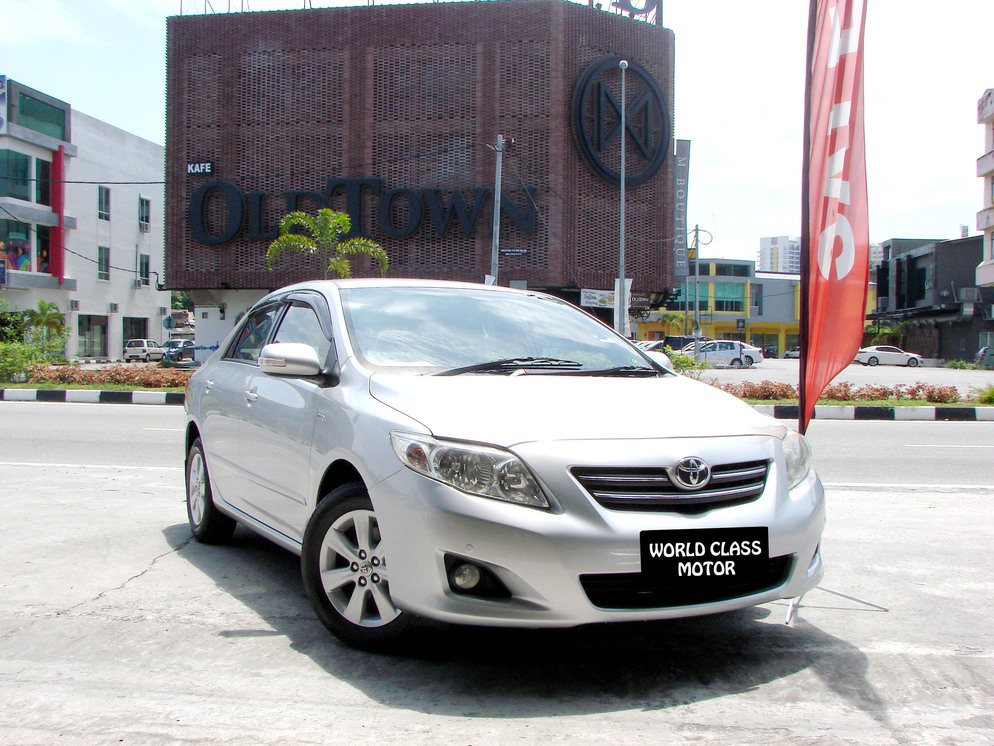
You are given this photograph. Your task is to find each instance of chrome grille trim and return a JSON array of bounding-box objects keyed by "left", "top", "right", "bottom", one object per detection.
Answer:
[{"left": 571, "top": 459, "right": 770, "bottom": 513}]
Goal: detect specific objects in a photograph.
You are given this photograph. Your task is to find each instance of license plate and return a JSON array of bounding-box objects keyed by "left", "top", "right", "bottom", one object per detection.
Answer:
[{"left": 640, "top": 527, "right": 769, "bottom": 584}]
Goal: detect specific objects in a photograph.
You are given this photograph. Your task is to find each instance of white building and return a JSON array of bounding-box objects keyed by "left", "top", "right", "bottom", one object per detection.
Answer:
[
  {"left": 758, "top": 236, "right": 800, "bottom": 274},
  {"left": 977, "top": 88, "right": 994, "bottom": 288},
  {"left": 0, "top": 76, "right": 169, "bottom": 360}
]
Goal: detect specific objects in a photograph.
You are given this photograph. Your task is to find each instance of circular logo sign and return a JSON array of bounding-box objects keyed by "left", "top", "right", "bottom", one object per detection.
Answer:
[
  {"left": 671, "top": 457, "right": 712, "bottom": 491},
  {"left": 571, "top": 56, "right": 671, "bottom": 187}
]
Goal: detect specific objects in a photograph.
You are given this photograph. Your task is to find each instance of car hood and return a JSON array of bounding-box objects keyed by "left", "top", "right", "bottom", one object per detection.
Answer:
[{"left": 368, "top": 373, "right": 783, "bottom": 446}]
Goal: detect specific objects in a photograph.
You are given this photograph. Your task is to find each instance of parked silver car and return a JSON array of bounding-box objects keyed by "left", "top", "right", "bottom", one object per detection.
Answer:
[{"left": 184, "top": 280, "right": 825, "bottom": 649}]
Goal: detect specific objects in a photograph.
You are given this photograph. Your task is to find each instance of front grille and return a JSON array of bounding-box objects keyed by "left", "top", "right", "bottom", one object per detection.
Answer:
[
  {"left": 580, "top": 555, "right": 794, "bottom": 610},
  {"left": 571, "top": 460, "right": 770, "bottom": 514}
]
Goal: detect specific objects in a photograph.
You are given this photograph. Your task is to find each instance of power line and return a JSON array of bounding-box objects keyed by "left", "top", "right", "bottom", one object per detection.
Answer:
[{"left": 0, "top": 203, "right": 156, "bottom": 280}]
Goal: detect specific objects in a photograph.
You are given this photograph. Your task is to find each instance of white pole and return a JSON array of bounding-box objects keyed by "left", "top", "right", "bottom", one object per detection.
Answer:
[
  {"left": 489, "top": 134, "right": 505, "bottom": 284},
  {"left": 618, "top": 60, "right": 628, "bottom": 336}
]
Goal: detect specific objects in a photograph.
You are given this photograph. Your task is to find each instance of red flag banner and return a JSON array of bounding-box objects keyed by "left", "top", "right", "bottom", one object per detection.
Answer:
[{"left": 800, "top": 0, "right": 870, "bottom": 433}]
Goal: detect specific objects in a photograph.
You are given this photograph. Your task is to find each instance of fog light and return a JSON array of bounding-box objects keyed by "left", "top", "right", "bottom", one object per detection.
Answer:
[{"left": 451, "top": 563, "right": 482, "bottom": 591}]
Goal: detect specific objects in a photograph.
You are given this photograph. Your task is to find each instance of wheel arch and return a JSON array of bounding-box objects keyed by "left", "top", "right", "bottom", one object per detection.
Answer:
[
  {"left": 185, "top": 421, "right": 202, "bottom": 462},
  {"left": 317, "top": 459, "right": 366, "bottom": 506}
]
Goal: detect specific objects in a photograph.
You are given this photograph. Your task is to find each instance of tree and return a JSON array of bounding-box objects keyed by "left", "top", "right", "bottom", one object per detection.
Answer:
[
  {"left": 657, "top": 311, "right": 689, "bottom": 336},
  {"left": 23, "top": 300, "right": 66, "bottom": 344},
  {"left": 266, "top": 209, "right": 388, "bottom": 279},
  {"left": 871, "top": 320, "right": 907, "bottom": 347}
]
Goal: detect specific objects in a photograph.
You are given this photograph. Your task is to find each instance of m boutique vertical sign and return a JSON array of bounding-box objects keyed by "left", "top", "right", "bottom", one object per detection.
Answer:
[{"left": 672, "top": 140, "right": 691, "bottom": 282}]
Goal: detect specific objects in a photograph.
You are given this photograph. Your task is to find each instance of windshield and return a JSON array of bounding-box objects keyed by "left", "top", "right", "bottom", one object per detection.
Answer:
[{"left": 340, "top": 286, "right": 662, "bottom": 376}]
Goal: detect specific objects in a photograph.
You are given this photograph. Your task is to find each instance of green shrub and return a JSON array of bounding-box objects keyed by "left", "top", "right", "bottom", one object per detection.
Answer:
[
  {"left": 0, "top": 342, "right": 45, "bottom": 382},
  {"left": 665, "top": 348, "right": 710, "bottom": 380},
  {"left": 974, "top": 384, "right": 994, "bottom": 405}
]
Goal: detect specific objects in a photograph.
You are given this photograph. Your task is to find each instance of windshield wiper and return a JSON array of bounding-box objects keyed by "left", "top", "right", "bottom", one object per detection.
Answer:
[
  {"left": 435, "top": 356, "right": 582, "bottom": 376},
  {"left": 570, "top": 365, "right": 664, "bottom": 377}
]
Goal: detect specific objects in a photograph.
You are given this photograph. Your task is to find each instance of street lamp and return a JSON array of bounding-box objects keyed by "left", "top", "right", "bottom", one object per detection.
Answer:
[{"left": 617, "top": 59, "right": 628, "bottom": 336}]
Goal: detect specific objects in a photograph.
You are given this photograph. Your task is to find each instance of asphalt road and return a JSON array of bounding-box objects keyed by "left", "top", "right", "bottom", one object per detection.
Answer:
[{"left": 0, "top": 403, "right": 992, "bottom": 744}]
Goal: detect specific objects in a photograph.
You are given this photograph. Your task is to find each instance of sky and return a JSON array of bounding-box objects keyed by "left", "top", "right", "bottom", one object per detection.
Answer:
[{"left": 1, "top": 0, "right": 991, "bottom": 261}]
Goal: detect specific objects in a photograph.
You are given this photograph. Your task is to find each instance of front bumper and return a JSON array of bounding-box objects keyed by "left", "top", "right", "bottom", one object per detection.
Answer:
[{"left": 372, "top": 435, "right": 825, "bottom": 628}]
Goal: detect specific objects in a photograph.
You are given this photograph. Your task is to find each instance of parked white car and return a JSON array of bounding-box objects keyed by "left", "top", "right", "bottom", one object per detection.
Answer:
[
  {"left": 184, "top": 280, "right": 824, "bottom": 650},
  {"left": 123, "top": 339, "right": 165, "bottom": 362},
  {"left": 854, "top": 345, "right": 923, "bottom": 367},
  {"left": 683, "top": 340, "right": 763, "bottom": 367}
]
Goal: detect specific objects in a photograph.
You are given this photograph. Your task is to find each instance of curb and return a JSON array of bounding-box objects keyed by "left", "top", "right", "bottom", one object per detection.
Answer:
[
  {"left": 753, "top": 404, "right": 994, "bottom": 422},
  {"left": 0, "top": 389, "right": 185, "bottom": 406},
  {"left": 1, "top": 388, "right": 992, "bottom": 420}
]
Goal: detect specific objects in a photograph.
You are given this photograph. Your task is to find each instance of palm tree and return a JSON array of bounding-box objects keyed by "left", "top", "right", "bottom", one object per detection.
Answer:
[
  {"left": 657, "top": 311, "right": 689, "bottom": 337},
  {"left": 266, "top": 209, "right": 388, "bottom": 279},
  {"left": 23, "top": 300, "right": 66, "bottom": 344}
]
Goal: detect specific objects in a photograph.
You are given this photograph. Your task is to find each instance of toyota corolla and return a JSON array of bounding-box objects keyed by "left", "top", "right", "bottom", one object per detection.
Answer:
[{"left": 184, "top": 280, "right": 825, "bottom": 649}]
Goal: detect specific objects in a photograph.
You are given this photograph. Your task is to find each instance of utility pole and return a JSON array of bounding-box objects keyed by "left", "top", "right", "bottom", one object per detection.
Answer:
[
  {"left": 692, "top": 224, "right": 701, "bottom": 337},
  {"left": 488, "top": 134, "right": 507, "bottom": 284},
  {"left": 617, "top": 60, "right": 628, "bottom": 336}
]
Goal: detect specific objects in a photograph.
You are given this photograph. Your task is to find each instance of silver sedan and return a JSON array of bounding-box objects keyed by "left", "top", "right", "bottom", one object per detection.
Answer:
[{"left": 184, "top": 280, "right": 825, "bottom": 650}]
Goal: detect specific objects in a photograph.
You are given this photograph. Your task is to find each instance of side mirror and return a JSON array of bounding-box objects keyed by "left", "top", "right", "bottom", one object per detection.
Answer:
[{"left": 258, "top": 342, "right": 323, "bottom": 377}]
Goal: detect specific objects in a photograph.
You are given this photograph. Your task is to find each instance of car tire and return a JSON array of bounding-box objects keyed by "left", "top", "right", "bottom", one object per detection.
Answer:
[
  {"left": 301, "top": 483, "right": 411, "bottom": 650},
  {"left": 186, "top": 437, "right": 237, "bottom": 544},
  {"left": 907, "top": 358, "right": 919, "bottom": 367},
  {"left": 143, "top": 353, "right": 151, "bottom": 362},
  {"left": 730, "top": 358, "right": 743, "bottom": 367},
  {"left": 867, "top": 357, "right": 879, "bottom": 366},
  {"left": 744, "top": 356, "right": 754, "bottom": 366}
]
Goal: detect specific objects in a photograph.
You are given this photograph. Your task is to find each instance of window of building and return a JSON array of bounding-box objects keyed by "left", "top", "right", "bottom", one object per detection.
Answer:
[
  {"left": 98, "top": 246, "right": 110, "bottom": 281},
  {"left": 123, "top": 317, "right": 148, "bottom": 341},
  {"left": 17, "top": 93, "right": 67, "bottom": 141},
  {"left": 37, "top": 226, "right": 50, "bottom": 273},
  {"left": 1, "top": 219, "right": 31, "bottom": 271},
  {"left": 35, "top": 159, "right": 51, "bottom": 206},
  {"left": 671, "top": 283, "right": 708, "bottom": 311},
  {"left": 0, "top": 150, "right": 31, "bottom": 201},
  {"left": 138, "top": 196, "right": 150, "bottom": 232},
  {"left": 750, "top": 284, "right": 763, "bottom": 315},
  {"left": 98, "top": 186, "right": 111, "bottom": 221},
  {"left": 713, "top": 263, "right": 750, "bottom": 277},
  {"left": 713, "top": 282, "right": 745, "bottom": 312},
  {"left": 139, "top": 254, "right": 150, "bottom": 286}
]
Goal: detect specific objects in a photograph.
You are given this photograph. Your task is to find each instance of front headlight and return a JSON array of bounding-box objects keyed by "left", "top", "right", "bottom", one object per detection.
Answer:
[
  {"left": 390, "top": 432, "right": 550, "bottom": 510},
  {"left": 783, "top": 431, "right": 813, "bottom": 489}
]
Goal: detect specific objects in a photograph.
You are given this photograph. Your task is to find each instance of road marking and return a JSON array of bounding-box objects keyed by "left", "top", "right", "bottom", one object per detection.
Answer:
[
  {"left": 0, "top": 462, "right": 182, "bottom": 472},
  {"left": 824, "top": 481, "right": 992, "bottom": 491},
  {"left": 905, "top": 444, "right": 994, "bottom": 449}
]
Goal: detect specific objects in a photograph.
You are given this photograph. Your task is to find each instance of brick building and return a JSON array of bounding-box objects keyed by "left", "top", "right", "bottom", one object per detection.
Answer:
[{"left": 165, "top": 0, "right": 677, "bottom": 334}]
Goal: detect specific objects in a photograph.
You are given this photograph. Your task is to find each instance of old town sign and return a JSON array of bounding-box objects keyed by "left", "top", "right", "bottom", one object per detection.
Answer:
[
  {"left": 571, "top": 56, "right": 671, "bottom": 187},
  {"left": 187, "top": 178, "right": 537, "bottom": 245}
]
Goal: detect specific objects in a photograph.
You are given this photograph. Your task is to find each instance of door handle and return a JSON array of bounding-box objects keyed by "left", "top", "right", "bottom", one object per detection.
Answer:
[{"left": 244, "top": 387, "right": 258, "bottom": 403}]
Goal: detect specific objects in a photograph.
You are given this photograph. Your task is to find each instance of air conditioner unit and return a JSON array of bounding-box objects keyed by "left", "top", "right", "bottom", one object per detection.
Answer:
[
  {"left": 108, "top": 303, "right": 119, "bottom": 314},
  {"left": 749, "top": 305, "right": 759, "bottom": 315},
  {"left": 958, "top": 287, "right": 981, "bottom": 302},
  {"left": 69, "top": 300, "right": 79, "bottom": 311}
]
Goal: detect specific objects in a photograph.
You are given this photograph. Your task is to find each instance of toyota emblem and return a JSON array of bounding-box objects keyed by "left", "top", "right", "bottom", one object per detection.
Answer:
[{"left": 671, "top": 457, "right": 711, "bottom": 490}]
